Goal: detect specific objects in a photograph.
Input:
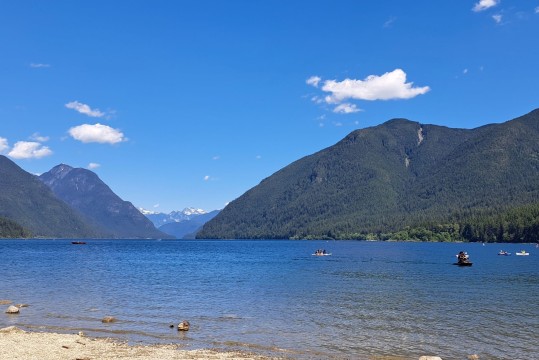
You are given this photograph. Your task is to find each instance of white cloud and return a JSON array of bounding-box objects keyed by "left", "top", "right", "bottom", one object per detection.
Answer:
[
  {"left": 383, "top": 16, "right": 397, "bottom": 28},
  {"left": 306, "top": 76, "right": 321, "bottom": 88},
  {"left": 30, "top": 63, "right": 50, "bottom": 68},
  {"left": 8, "top": 141, "right": 52, "bottom": 159},
  {"left": 463, "top": 68, "right": 469, "bottom": 74},
  {"left": 535, "top": 6, "right": 539, "bottom": 14},
  {"left": 65, "top": 101, "right": 105, "bottom": 118},
  {"left": 69, "top": 123, "right": 125, "bottom": 144},
  {"left": 204, "top": 175, "right": 210, "bottom": 181},
  {"left": 0, "top": 137, "right": 8, "bottom": 153},
  {"left": 473, "top": 0, "right": 499, "bottom": 12},
  {"left": 212, "top": 155, "right": 220, "bottom": 160},
  {"left": 320, "top": 69, "right": 430, "bottom": 103},
  {"left": 256, "top": 155, "right": 262, "bottom": 160},
  {"left": 333, "top": 103, "right": 361, "bottom": 114},
  {"left": 153, "top": 204, "right": 160, "bottom": 208},
  {"left": 88, "top": 162, "right": 101, "bottom": 169},
  {"left": 492, "top": 14, "right": 502, "bottom": 23},
  {"left": 30, "top": 133, "right": 49, "bottom": 142}
]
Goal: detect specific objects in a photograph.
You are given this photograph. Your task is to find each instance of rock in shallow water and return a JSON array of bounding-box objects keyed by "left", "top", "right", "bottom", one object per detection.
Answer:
[
  {"left": 177, "top": 320, "right": 190, "bottom": 331},
  {"left": 5, "top": 305, "right": 19, "bottom": 314},
  {"left": 101, "top": 316, "right": 117, "bottom": 323}
]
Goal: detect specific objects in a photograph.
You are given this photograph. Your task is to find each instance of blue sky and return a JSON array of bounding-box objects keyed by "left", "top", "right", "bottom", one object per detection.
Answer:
[{"left": 1, "top": 1, "right": 538, "bottom": 213}]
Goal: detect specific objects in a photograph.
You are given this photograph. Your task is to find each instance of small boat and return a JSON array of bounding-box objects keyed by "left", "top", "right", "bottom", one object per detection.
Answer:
[
  {"left": 312, "top": 253, "right": 332, "bottom": 256},
  {"left": 71, "top": 241, "right": 87, "bottom": 245},
  {"left": 498, "top": 250, "right": 511, "bottom": 256},
  {"left": 453, "top": 261, "right": 473, "bottom": 266},
  {"left": 515, "top": 250, "right": 529, "bottom": 256}
]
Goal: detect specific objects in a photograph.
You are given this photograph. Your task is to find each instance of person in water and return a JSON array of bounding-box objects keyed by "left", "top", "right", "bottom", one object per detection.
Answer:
[{"left": 457, "top": 251, "right": 469, "bottom": 263}]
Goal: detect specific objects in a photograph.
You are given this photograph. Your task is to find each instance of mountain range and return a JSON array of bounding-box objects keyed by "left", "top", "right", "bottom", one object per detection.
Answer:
[
  {"left": 0, "top": 156, "right": 99, "bottom": 238},
  {"left": 157, "top": 210, "right": 220, "bottom": 239},
  {"left": 197, "top": 109, "right": 539, "bottom": 240},
  {"left": 140, "top": 208, "right": 220, "bottom": 239},
  {"left": 141, "top": 207, "right": 209, "bottom": 227},
  {"left": 40, "top": 164, "right": 170, "bottom": 239},
  {"left": 0, "top": 157, "right": 170, "bottom": 239}
]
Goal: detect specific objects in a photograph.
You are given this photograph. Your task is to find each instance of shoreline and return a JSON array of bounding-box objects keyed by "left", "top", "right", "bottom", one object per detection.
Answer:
[{"left": 0, "top": 326, "right": 284, "bottom": 360}]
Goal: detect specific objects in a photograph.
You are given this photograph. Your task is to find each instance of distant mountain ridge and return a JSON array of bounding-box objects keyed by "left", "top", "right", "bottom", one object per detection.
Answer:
[
  {"left": 157, "top": 210, "right": 220, "bottom": 239},
  {"left": 0, "top": 156, "right": 99, "bottom": 238},
  {"left": 141, "top": 207, "right": 209, "bottom": 228},
  {"left": 40, "top": 164, "right": 170, "bottom": 239},
  {"left": 198, "top": 109, "right": 539, "bottom": 240}
]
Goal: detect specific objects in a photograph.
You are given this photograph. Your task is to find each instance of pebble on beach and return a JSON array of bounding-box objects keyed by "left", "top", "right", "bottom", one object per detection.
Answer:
[{"left": 5, "top": 306, "right": 20, "bottom": 314}]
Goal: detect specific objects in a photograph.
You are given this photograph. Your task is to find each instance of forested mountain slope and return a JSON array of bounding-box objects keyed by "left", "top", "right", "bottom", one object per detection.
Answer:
[
  {"left": 40, "top": 164, "right": 170, "bottom": 239},
  {"left": 198, "top": 109, "right": 539, "bottom": 240},
  {"left": 0, "top": 156, "right": 100, "bottom": 238}
]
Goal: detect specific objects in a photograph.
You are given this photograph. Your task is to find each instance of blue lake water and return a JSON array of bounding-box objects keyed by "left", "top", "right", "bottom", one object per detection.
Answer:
[{"left": 0, "top": 239, "right": 538, "bottom": 359}]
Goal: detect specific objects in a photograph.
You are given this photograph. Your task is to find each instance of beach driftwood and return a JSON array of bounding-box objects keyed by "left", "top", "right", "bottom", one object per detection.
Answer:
[
  {"left": 177, "top": 320, "right": 190, "bottom": 331},
  {"left": 5, "top": 306, "right": 19, "bottom": 314}
]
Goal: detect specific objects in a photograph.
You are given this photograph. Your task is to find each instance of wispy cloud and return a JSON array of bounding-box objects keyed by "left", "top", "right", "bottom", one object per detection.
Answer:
[
  {"left": 306, "top": 76, "right": 321, "bottom": 88},
  {"left": 212, "top": 155, "right": 220, "bottom": 160},
  {"left": 68, "top": 123, "right": 125, "bottom": 144},
  {"left": 383, "top": 16, "right": 397, "bottom": 28},
  {"left": 8, "top": 141, "right": 52, "bottom": 159},
  {"left": 333, "top": 103, "right": 361, "bottom": 114},
  {"left": 535, "top": 6, "right": 539, "bottom": 13},
  {"left": 65, "top": 101, "right": 105, "bottom": 118},
  {"left": 30, "top": 63, "right": 51, "bottom": 68},
  {"left": 29, "top": 133, "right": 49, "bottom": 142},
  {"left": 473, "top": 0, "right": 499, "bottom": 12},
  {"left": 0, "top": 137, "right": 8, "bottom": 153},
  {"left": 204, "top": 175, "right": 211, "bottom": 181},
  {"left": 492, "top": 14, "right": 503, "bottom": 23},
  {"left": 88, "top": 162, "right": 101, "bottom": 169},
  {"left": 463, "top": 68, "right": 469, "bottom": 74}
]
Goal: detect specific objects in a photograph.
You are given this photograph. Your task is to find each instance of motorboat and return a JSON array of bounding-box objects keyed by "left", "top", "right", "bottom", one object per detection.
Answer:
[
  {"left": 498, "top": 250, "right": 511, "bottom": 256},
  {"left": 71, "top": 241, "right": 87, "bottom": 245},
  {"left": 515, "top": 250, "right": 529, "bottom": 256}
]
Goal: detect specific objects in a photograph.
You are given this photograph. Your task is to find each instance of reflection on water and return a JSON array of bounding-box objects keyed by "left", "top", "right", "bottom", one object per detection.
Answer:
[{"left": 0, "top": 239, "right": 538, "bottom": 359}]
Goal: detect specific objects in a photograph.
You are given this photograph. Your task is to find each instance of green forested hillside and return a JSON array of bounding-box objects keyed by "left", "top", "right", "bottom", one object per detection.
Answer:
[
  {"left": 0, "top": 156, "right": 100, "bottom": 238},
  {"left": 198, "top": 109, "right": 539, "bottom": 241},
  {"left": 0, "top": 216, "right": 30, "bottom": 238}
]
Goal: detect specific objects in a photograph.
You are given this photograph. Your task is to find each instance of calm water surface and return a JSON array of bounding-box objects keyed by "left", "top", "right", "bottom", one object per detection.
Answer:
[{"left": 0, "top": 240, "right": 538, "bottom": 359}]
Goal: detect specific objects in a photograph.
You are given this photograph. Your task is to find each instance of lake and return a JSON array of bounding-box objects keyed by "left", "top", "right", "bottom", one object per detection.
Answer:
[{"left": 0, "top": 239, "right": 537, "bottom": 359}]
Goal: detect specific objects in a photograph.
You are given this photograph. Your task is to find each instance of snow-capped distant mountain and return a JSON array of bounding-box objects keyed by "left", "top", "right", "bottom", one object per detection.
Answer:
[{"left": 139, "top": 207, "right": 208, "bottom": 227}]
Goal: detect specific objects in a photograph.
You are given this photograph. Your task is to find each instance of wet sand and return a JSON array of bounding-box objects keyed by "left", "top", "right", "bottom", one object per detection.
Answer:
[{"left": 0, "top": 326, "right": 282, "bottom": 360}]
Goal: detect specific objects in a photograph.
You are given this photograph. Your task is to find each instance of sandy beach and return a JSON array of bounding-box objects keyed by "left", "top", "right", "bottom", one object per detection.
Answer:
[{"left": 0, "top": 326, "right": 283, "bottom": 360}]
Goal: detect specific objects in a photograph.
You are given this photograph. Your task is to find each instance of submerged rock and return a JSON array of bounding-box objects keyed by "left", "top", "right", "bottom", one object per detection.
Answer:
[
  {"left": 5, "top": 305, "right": 19, "bottom": 314},
  {"left": 177, "top": 320, "right": 190, "bottom": 331},
  {"left": 101, "top": 316, "right": 117, "bottom": 323},
  {"left": 0, "top": 300, "right": 12, "bottom": 305}
]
